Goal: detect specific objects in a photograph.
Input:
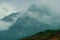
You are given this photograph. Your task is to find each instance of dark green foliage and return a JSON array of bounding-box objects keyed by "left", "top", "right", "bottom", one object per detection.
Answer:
[{"left": 20, "top": 30, "right": 60, "bottom": 40}]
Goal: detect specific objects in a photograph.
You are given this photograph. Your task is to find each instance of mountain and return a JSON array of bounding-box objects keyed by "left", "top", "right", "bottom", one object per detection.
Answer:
[
  {"left": 8, "top": 4, "right": 51, "bottom": 32},
  {"left": 20, "top": 30, "right": 60, "bottom": 40},
  {"left": 1, "top": 12, "right": 19, "bottom": 22},
  {"left": 9, "top": 11, "right": 50, "bottom": 37},
  {"left": 0, "top": 4, "right": 56, "bottom": 40},
  {"left": 8, "top": 4, "right": 52, "bottom": 39}
]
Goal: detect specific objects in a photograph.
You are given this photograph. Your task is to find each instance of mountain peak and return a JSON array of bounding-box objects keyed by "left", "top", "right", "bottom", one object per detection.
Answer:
[{"left": 1, "top": 12, "right": 19, "bottom": 22}]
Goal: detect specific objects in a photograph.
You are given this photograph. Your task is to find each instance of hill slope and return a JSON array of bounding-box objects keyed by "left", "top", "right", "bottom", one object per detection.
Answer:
[{"left": 20, "top": 30, "right": 60, "bottom": 40}]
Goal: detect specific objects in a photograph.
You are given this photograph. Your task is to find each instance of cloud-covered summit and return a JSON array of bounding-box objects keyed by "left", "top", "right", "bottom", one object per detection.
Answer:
[
  {"left": 0, "top": 1, "right": 60, "bottom": 40},
  {"left": 9, "top": 4, "right": 58, "bottom": 38}
]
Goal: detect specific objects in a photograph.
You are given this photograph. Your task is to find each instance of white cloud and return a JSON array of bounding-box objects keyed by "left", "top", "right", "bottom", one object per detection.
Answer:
[
  {"left": 0, "top": 2, "right": 17, "bottom": 19},
  {"left": 0, "top": 20, "right": 12, "bottom": 31}
]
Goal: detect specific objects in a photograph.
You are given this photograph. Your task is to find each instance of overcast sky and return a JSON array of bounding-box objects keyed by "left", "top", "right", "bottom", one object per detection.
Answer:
[
  {"left": 0, "top": 0, "right": 47, "bottom": 19},
  {"left": 0, "top": 0, "right": 60, "bottom": 19}
]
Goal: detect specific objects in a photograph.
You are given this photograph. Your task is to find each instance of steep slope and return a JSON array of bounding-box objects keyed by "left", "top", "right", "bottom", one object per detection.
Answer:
[
  {"left": 10, "top": 4, "right": 51, "bottom": 31},
  {"left": 9, "top": 12, "right": 50, "bottom": 37}
]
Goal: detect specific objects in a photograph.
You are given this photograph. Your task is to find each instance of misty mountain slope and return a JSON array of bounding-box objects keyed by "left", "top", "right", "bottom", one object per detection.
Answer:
[
  {"left": 0, "top": 4, "right": 59, "bottom": 40},
  {"left": 9, "top": 13, "right": 49, "bottom": 31},
  {"left": 8, "top": 13, "right": 50, "bottom": 39},
  {"left": 27, "top": 4, "right": 60, "bottom": 30},
  {"left": 8, "top": 4, "right": 52, "bottom": 37},
  {"left": 9, "top": 4, "right": 60, "bottom": 38}
]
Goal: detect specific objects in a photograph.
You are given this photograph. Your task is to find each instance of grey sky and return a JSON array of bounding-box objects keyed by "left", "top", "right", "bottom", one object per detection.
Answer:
[
  {"left": 0, "top": 0, "right": 60, "bottom": 18},
  {"left": 0, "top": 0, "right": 42, "bottom": 18}
]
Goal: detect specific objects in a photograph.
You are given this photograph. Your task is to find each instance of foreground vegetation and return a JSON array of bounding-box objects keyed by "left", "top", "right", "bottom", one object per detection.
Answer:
[{"left": 20, "top": 30, "right": 60, "bottom": 40}]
